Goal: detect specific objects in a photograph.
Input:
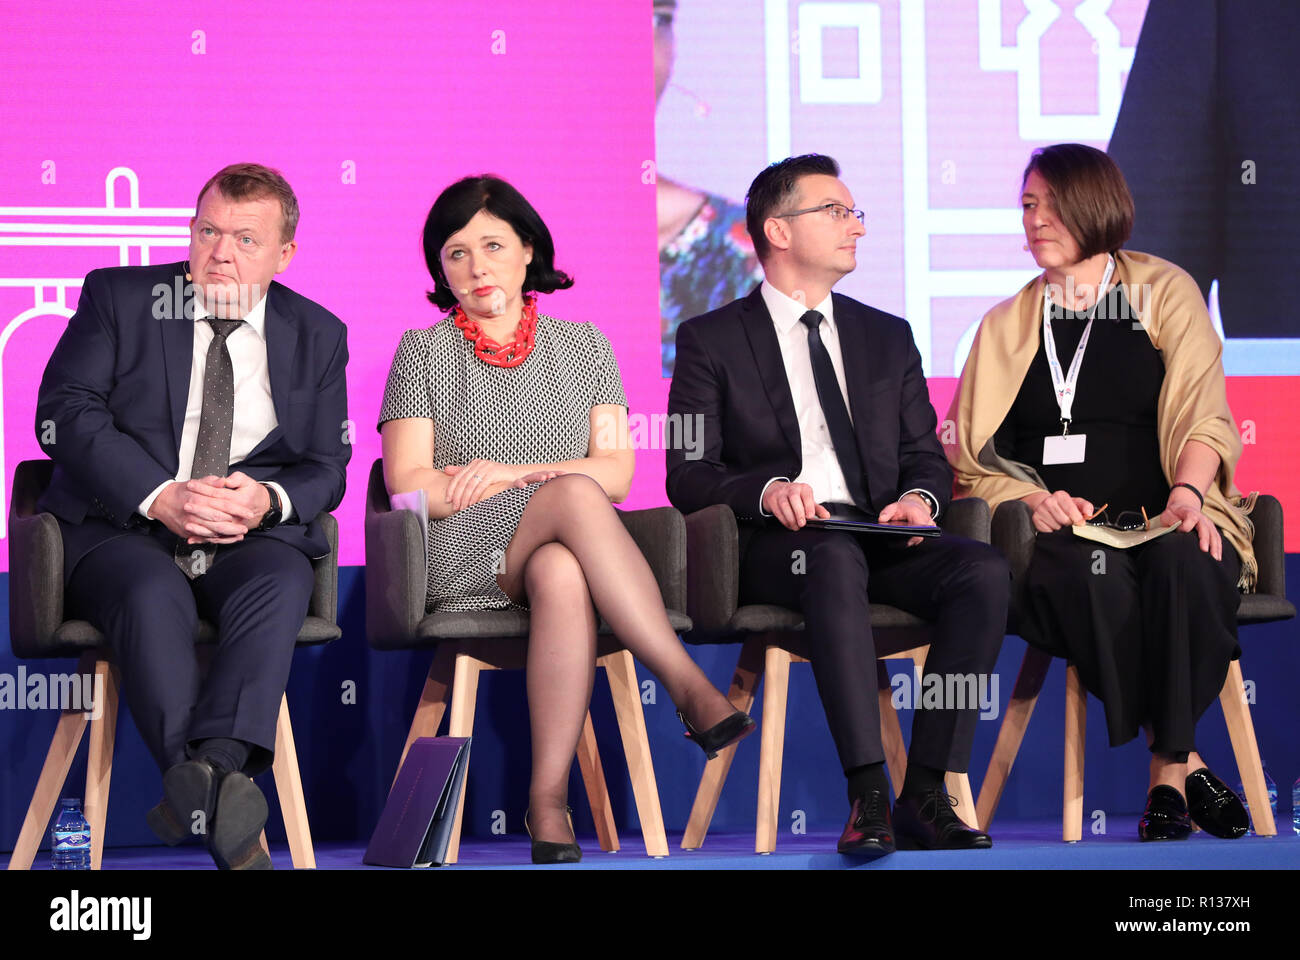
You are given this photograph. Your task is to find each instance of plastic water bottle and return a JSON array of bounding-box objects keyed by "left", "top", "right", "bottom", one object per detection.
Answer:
[
  {"left": 51, "top": 798, "right": 91, "bottom": 869},
  {"left": 1292, "top": 777, "right": 1300, "bottom": 836},
  {"left": 1234, "top": 768, "right": 1278, "bottom": 837}
]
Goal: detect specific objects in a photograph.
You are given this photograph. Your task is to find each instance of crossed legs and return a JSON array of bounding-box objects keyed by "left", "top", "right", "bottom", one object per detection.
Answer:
[{"left": 497, "top": 475, "right": 736, "bottom": 843}]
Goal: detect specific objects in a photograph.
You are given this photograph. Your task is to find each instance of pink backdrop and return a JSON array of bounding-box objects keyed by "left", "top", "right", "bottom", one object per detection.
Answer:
[{"left": 0, "top": 1, "right": 663, "bottom": 568}]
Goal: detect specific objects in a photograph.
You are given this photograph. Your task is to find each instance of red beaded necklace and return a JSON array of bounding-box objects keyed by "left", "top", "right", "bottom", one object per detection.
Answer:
[{"left": 452, "top": 295, "right": 538, "bottom": 368}]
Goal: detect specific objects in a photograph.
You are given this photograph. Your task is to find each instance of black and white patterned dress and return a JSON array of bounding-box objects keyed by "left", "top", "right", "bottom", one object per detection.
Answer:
[{"left": 377, "top": 312, "right": 628, "bottom": 612}]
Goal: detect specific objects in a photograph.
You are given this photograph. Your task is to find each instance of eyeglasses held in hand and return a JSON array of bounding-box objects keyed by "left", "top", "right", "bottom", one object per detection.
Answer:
[{"left": 1085, "top": 506, "right": 1151, "bottom": 531}]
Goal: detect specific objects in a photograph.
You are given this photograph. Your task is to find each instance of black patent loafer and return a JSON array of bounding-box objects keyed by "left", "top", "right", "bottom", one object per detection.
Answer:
[
  {"left": 1185, "top": 767, "right": 1249, "bottom": 839},
  {"left": 1138, "top": 785, "right": 1192, "bottom": 842}
]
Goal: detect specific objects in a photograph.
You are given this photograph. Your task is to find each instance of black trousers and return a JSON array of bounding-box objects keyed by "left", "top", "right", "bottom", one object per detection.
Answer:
[
  {"left": 1021, "top": 528, "right": 1241, "bottom": 757},
  {"left": 65, "top": 526, "right": 314, "bottom": 776},
  {"left": 739, "top": 520, "right": 1009, "bottom": 774}
]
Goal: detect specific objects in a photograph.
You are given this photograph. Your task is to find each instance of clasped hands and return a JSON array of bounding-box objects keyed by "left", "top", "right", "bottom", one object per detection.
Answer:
[
  {"left": 442, "top": 459, "right": 565, "bottom": 511},
  {"left": 762, "top": 480, "right": 934, "bottom": 547},
  {"left": 1023, "top": 487, "right": 1222, "bottom": 560},
  {"left": 148, "top": 471, "right": 271, "bottom": 544}
]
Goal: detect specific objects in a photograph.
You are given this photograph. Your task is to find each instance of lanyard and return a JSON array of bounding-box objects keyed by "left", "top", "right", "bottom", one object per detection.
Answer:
[{"left": 1042, "top": 254, "right": 1115, "bottom": 434}]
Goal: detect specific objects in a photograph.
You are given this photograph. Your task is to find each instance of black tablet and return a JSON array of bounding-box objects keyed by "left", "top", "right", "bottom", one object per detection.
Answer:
[{"left": 801, "top": 517, "right": 942, "bottom": 537}]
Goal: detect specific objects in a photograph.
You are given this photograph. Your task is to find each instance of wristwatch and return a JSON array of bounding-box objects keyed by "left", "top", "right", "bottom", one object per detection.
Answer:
[
  {"left": 256, "top": 483, "right": 283, "bottom": 531},
  {"left": 905, "top": 489, "right": 940, "bottom": 521}
]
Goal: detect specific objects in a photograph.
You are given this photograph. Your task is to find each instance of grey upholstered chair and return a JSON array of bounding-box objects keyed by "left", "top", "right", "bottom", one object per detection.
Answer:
[
  {"left": 6, "top": 459, "right": 340, "bottom": 870},
  {"left": 678, "top": 497, "right": 993, "bottom": 853},
  {"left": 363, "top": 459, "right": 687, "bottom": 862},
  {"left": 975, "top": 495, "right": 1296, "bottom": 840}
]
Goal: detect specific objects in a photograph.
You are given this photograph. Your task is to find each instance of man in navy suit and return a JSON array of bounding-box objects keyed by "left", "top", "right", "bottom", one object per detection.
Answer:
[
  {"left": 667, "top": 155, "right": 1006, "bottom": 856},
  {"left": 36, "top": 163, "right": 350, "bottom": 869}
]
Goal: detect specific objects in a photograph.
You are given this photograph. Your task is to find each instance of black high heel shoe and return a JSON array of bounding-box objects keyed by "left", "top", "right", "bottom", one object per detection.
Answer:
[
  {"left": 524, "top": 806, "right": 582, "bottom": 864},
  {"left": 676, "top": 708, "right": 756, "bottom": 760}
]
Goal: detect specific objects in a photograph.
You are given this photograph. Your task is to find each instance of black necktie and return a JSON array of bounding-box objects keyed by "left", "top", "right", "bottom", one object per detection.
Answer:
[
  {"left": 175, "top": 317, "right": 243, "bottom": 579},
  {"left": 799, "top": 309, "right": 870, "bottom": 510}
]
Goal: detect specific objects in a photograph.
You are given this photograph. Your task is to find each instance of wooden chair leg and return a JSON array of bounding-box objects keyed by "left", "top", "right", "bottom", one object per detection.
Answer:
[
  {"left": 601, "top": 648, "right": 669, "bottom": 858},
  {"left": 271, "top": 694, "right": 315, "bottom": 868},
  {"left": 1219, "top": 660, "right": 1277, "bottom": 836},
  {"left": 6, "top": 655, "right": 99, "bottom": 870},
  {"left": 444, "top": 648, "right": 481, "bottom": 865},
  {"left": 576, "top": 711, "right": 619, "bottom": 853},
  {"left": 83, "top": 658, "right": 119, "bottom": 870},
  {"left": 682, "top": 635, "right": 764, "bottom": 850},
  {"left": 1063, "top": 665, "right": 1086, "bottom": 842},
  {"left": 878, "top": 662, "right": 908, "bottom": 796},
  {"left": 393, "top": 643, "right": 455, "bottom": 790},
  {"left": 755, "top": 643, "right": 792, "bottom": 854},
  {"left": 976, "top": 645, "right": 1052, "bottom": 829}
]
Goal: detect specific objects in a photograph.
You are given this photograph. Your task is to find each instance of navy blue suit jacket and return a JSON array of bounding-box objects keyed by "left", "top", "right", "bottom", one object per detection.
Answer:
[
  {"left": 36, "top": 261, "right": 351, "bottom": 578},
  {"left": 666, "top": 285, "right": 950, "bottom": 523}
]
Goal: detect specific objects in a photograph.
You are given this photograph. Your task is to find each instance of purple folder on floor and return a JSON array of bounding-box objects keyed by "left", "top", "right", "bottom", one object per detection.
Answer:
[{"left": 364, "top": 736, "right": 471, "bottom": 868}]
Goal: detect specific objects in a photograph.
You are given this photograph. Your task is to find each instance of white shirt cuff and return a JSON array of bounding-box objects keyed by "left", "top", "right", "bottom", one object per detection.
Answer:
[
  {"left": 265, "top": 481, "right": 295, "bottom": 524},
  {"left": 900, "top": 488, "right": 939, "bottom": 521},
  {"left": 138, "top": 479, "right": 174, "bottom": 519},
  {"left": 759, "top": 477, "right": 791, "bottom": 517}
]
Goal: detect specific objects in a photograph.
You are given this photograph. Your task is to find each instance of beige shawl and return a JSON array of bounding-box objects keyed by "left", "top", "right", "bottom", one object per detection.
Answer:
[{"left": 945, "top": 249, "right": 1257, "bottom": 589}]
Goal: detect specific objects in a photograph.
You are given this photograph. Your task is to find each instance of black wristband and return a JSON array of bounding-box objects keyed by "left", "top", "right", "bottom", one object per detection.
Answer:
[{"left": 1171, "top": 481, "right": 1204, "bottom": 508}]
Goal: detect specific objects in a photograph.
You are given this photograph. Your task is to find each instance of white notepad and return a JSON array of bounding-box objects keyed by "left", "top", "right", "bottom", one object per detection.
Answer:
[{"left": 1072, "top": 521, "right": 1177, "bottom": 550}]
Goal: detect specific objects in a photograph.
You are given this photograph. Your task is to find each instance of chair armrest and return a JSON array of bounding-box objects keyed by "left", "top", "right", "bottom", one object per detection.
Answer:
[
  {"left": 364, "top": 505, "right": 427, "bottom": 650},
  {"left": 681, "top": 504, "right": 739, "bottom": 633},
  {"left": 1251, "top": 494, "right": 1286, "bottom": 598},
  {"left": 617, "top": 505, "right": 687, "bottom": 612},
  {"left": 8, "top": 510, "right": 64, "bottom": 658},
  {"left": 991, "top": 499, "right": 1036, "bottom": 584},
  {"left": 308, "top": 512, "right": 339, "bottom": 625},
  {"left": 941, "top": 497, "right": 990, "bottom": 542}
]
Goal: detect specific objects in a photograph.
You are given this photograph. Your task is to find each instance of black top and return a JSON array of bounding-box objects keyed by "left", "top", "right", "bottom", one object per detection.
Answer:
[{"left": 994, "top": 285, "right": 1170, "bottom": 516}]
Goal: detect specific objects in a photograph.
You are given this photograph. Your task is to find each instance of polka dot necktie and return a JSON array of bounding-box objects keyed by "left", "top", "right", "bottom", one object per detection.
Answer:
[
  {"left": 799, "top": 309, "right": 871, "bottom": 511},
  {"left": 174, "top": 318, "right": 244, "bottom": 579}
]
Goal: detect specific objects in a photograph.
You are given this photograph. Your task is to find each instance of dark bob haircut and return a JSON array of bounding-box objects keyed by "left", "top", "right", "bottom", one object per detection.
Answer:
[
  {"left": 422, "top": 176, "right": 573, "bottom": 311},
  {"left": 745, "top": 154, "right": 840, "bottom": 262},
  {"left": 1022, "top": 144, "right": 1134, "bottom": 260}
]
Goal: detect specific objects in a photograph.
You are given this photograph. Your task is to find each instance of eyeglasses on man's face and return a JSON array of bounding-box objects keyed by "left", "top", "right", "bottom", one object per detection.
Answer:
[{"left": 775, "top": 202, "right": 866, "bottom": 225}]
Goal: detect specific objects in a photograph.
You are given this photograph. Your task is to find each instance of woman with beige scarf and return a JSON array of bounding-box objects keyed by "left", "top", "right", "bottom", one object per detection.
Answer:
[{"left": 948, "top": 144, "right": 1253, "bottom": 843}]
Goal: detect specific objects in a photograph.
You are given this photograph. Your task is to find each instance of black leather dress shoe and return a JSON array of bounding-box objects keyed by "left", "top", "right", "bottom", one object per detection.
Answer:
[
  {"left": 1138, "top": 785, "right": 1192, "bottom": 841},
  {"left": 209, "top": 772, "right": 272, "bottom": 870},
  {"left": 1185, "top": 767, "right": 1249, "bottom": 839},
  {"left": 893, "top": 787, "right": 993, "bottom": 850},
  {"left": 147, "top": 758, "right": 220, "bottom": 847},
  {"left": 836, "top": 789, "right": 895, "bottom": 859},
  {"left": 146, "top": 759, "right": 271, "bottom": 869},
  {"left": 676, "top": 709, "right": 756, "bottom": 760}
]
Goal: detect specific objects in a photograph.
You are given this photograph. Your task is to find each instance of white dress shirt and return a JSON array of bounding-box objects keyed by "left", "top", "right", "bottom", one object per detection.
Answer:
[
  {"left": 757, "top": 280, "right": 938, "bottom": 519},
  {"left": 137, "top": 294, "right": 293, "bottom": 523},
  {"left": 758, "top": 281, "right": 856, "bottom": 508}
]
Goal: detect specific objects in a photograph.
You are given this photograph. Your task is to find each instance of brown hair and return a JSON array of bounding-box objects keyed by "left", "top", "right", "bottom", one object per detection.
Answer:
[
  {"left": 1021, "top": 144, "right": 1133, "bottom": 259},
  {"left": 195, "top": 163, "right": 300, "bottom": 243}
]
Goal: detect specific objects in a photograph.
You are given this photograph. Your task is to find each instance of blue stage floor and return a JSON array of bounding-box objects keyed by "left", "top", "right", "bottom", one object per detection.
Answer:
[{"left": 16, "top": 820, "right": 1298, "bottom": 871}]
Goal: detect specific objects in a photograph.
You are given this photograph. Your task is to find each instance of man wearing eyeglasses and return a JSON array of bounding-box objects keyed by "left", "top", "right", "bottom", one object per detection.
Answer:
[{"left": 667, "top": 154, "right": 1008, "bottom": 857}]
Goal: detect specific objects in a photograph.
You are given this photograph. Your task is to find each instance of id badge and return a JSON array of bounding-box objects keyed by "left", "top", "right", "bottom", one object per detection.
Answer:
[{"left": 1043, "top": 433, "right": 1086, "bottom": 465}]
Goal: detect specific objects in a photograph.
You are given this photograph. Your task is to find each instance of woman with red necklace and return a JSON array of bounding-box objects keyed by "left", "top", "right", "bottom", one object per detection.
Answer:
[{"left": 378, "top": 176, "right": 752, "bottom": 863}]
